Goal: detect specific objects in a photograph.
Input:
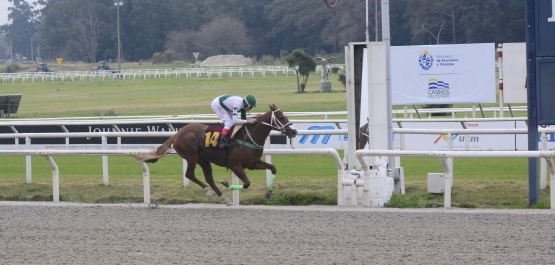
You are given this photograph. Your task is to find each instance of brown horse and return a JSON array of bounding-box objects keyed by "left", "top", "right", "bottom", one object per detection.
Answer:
[{"left": 135, "top": 104, "right": 298, "bottom": 206}]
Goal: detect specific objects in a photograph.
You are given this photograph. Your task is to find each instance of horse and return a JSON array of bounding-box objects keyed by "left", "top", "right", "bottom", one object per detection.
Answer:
[{"left": 135, "top": 104, "right": 298, "bottom": 206}]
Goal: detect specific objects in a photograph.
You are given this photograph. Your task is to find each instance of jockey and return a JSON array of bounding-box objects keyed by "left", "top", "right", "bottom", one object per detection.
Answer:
[{"left": 211, "top": 94, "right": 257, "bottom": 148}]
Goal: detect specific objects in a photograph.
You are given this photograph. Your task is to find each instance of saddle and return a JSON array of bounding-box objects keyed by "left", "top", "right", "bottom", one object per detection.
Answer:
[{"left": 202, "top": 124, "right": 244, "bottom": 148}]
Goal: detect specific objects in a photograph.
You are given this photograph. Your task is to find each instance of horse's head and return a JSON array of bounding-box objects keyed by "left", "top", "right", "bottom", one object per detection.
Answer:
[{"left": 268, "top": 104, "right": 297, "bottom": 138}]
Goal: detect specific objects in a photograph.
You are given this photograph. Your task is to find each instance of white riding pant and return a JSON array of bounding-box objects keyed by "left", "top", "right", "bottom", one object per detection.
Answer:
[{"left": 211, "top": 98, "right": 234, "bottom": 131}]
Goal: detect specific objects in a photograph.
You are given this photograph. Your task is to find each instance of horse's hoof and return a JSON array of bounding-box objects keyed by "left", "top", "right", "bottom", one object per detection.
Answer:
[
  {"left": 219, "top": 180, "right": 229, "bottom": 188},
  {"left": 220, "top": 195, "right": 232, "bottom": 206},
  {"left": 203, "top": 187, "right": 213, "bottom": 200},
  {"left": 265, "top": 191, "right": 272, "bottom": 199}
]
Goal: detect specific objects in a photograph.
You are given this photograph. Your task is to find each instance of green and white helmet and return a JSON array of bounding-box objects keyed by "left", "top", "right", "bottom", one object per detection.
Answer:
[{"left": 245, "top": 95, "right": 256, "bottom": 108}]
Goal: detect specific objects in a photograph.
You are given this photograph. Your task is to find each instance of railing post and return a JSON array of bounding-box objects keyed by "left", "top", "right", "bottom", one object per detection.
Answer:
[
  {"left": 182, "top": 159, "right": 189, "bottom": 187},
  {"left": 232, "top": 173, "right": 240, "bottom": 206},
  {"left": 26, "top": 136, "right": 32, "bottom": 183},
  {"left": 139, "top": 162, "right": 150, "bottom": 204},
  {"left": 438, "top": 157, "right": 452, "bottom": 207},
  {"left": 541, "top": 132, "right": 548, "bottom": 189},
  {"left": 265, "top": 137, "right": 272, "bottom": 188},
  {"left": 44, "top": 155, "right": 59, "bottom": 202},
  {"left": 102, "top": 136, "right": 109, "bottom": 185}
]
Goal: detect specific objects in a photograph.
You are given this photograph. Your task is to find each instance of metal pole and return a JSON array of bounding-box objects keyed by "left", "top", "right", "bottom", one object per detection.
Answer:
[
  {"left": 365, "top": 0, "right": 369, "bottom": 42},
  {"left": 525, "top": 0, "right": 539, "bottom": 205},
  {"left": 381, "top": 0, "right": 394, "bottom": 167},
  {"left": 375, "top": 0, "right": 378, "bottom": 42},
  {"left": 117, "top": 3, "right": 121, "bottom": 73},
  {"left": 115, "top": 1, "right": 123, "bottom": 74}
]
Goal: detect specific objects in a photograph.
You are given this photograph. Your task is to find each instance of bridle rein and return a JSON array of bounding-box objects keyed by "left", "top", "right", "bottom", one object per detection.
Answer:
[{"left": 237, "top": 108, "right": 293, "bottom": 149}]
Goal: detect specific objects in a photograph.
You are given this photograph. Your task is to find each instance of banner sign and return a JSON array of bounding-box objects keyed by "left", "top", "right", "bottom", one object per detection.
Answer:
[{"left": 391, "top": 43, "right": 496, "bottom": 105}]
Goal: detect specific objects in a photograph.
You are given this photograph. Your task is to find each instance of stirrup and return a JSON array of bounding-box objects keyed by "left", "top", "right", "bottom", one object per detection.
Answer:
[{"left": 219, "top": 139, "right": 228, "bottom": 149}]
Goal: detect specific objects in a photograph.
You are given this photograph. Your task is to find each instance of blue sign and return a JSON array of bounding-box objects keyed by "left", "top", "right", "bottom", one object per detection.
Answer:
[
  {"left": 299, "top": 126, "right": 333, "bottom": 144},
  {"left": 535, "top": 0, "right": 555, "bottom": 56}
]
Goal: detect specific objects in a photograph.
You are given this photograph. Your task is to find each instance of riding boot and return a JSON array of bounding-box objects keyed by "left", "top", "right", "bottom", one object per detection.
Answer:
[{"left": 219, "top": 134, "right": 229, "bottom": 149}]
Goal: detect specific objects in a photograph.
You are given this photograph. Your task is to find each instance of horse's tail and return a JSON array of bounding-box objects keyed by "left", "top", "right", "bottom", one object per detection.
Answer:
[{"left": 135, "top": 134, "right": 177, "bottom": 163}]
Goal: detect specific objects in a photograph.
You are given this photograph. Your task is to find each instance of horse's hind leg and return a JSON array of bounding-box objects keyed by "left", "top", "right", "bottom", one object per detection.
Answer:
[
  {"left": 198, "top": 157, "right": 232, "bottom": 206},
  {"left": 174, "top": 132, "right": 214, "bottom": 200},
  {"left": 183, "top": 161, "right": 214, "bottom": 200}
]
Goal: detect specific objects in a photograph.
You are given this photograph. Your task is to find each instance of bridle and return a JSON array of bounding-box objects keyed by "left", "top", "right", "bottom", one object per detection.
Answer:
[
  {"left": 257, "top": 108, "right": 293, "bottom": 135},
  {"left": 237, "top": 108, "right": 294, "bottom": 149}
]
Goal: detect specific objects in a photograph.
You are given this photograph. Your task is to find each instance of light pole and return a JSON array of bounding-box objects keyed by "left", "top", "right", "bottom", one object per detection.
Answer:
[{"left": 114, "top": 1, "right": 123, "bottom": 74}]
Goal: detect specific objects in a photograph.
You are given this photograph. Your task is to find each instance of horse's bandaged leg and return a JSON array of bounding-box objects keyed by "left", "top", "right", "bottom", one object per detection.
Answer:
[
  {"left": 203, "top": 187, "right": 213, "bottom": 200},
  {"left": 267, "top": 174, "right": 276, "bottom": 190},
  {"left": 220, "top": 195, "right": 232, "bottom": 206},
  {"left": 229, "top": 185, "right": 243, "bottom": 190}
]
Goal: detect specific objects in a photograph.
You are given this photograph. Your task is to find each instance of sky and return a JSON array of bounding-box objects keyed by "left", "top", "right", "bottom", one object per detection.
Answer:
[
  {"left": 0, "top": 1, "right": 13, "bottom": 25},
  {"left": 0, "top": 0, "right": 38, "bottom": 26}
]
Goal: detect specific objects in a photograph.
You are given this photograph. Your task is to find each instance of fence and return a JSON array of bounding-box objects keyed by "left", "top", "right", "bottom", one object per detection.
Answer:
[
  {"left": 0, "top": 130, "right": 348, "bottom": 206},
  {"left": 0, "top": 66, "right": 301, "bottom": 83},
  {"left": 0, "top": 148, "right": 345, "bottom": 206},
  {"left": 356, "top": 149, "right": 555, "bottom": 209}
]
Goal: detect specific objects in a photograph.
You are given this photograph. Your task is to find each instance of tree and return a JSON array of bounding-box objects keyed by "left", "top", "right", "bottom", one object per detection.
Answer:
[
  {"left": 196, "top": 16, "right": 253, "bottom": 56},
  {"left": 164, "top": 30, "right": 198, "bottom": 60},
  {"left": 264, "top": 0, "right": 335, "bottom": 56},
  {"left": 320, "top": 0, "right": 366, "bottom": 51},
  {"left": 1, "top": 0, "right": 41, "bottom": 61},
  {"left": 72, "top": 0, "right": 102, "bottom": 63},
  {"left": 406, "top": 0, "right": 448, "bottom": 44},
  {"left": 285, "top": 49, "right": 316, "bottom": 93}
]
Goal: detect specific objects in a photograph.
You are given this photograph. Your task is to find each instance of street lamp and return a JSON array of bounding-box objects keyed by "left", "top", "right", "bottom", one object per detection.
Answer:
[{"left": 114, "top": 1, "right": 123, "bottom": 74}]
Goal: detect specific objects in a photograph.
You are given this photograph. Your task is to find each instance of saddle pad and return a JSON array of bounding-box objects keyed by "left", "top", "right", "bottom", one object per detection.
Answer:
[{"left": 203, "top": 125, "right": 243, "bottom": 148}]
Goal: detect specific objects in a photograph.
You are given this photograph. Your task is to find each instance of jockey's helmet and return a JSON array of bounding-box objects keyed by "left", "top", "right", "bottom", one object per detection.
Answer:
[{"left": 245, "top": 95, "right": 256, "bottom": 108}]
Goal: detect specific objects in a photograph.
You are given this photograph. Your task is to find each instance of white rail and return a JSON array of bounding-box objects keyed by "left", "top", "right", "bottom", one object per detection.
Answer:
[
  {"left": 0, "top": 150, "right": 152, "bottom": 203},
  {"left": 356, "top": 150, "right": 555, "bottom": 209},
  {"left": 0, "top": 148, "right": 347, "bottom": 207},
  {"left": 0, "top": 66, "right": 298, "bottom": 83}
]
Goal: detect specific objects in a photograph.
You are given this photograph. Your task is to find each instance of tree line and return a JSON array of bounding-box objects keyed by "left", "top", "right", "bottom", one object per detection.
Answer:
[{"left": 0, "top": 0, "right": 525, "bottom": 63}]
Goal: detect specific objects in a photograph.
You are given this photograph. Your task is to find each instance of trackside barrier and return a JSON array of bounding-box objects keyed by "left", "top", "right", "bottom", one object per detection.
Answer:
[
  {"left": 251, "top": 148, "right": 345, "bottom": 207},
  {"left": 356, "top": 150, "right": 555, "bottom": 209},
  {"left": 0, "top": 148, "right": 353, "bottom": 207},
  {"left": 0, "top": 150, "right": 152, "bottom": 203},
  {"left": 0, "top": 129, "right": 349, "bottom": 186}
]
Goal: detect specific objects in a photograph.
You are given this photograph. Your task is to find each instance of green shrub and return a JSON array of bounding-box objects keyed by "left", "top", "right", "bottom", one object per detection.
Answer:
[
  {"left": 4, "top": 64, "right": 20, "bottom": 73},
  {"left": 259, "top": 55, "right": 276, "bottom": 65},
  {"left": 338, "top": 73, "right": 346, "bottom": 87},
  {"left": 330, "top": 66, "right": 340, "bottom": 75}
]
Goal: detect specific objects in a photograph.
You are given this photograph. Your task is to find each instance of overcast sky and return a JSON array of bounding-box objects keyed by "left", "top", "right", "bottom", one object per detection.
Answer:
[
  {"left": 0, "top": 1, "right": 39, "bottom": 26},
  {"left": 0, "top": 1, "right": 12, "bottom": 25}
]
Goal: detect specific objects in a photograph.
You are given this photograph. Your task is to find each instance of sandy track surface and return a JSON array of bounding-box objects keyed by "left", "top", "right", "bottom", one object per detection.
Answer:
[{"left": 1, "top": 202, "right": 555, "bottom": 264}]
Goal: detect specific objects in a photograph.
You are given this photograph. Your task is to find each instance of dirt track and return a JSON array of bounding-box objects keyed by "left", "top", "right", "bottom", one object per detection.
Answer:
[{"left": 2, "top": 202, "right": 555, "bottom": 264}]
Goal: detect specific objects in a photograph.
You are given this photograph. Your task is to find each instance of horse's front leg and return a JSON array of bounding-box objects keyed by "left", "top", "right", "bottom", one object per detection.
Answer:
[{"left": 247, "top": 160, "right": 277, "bottom": 199}]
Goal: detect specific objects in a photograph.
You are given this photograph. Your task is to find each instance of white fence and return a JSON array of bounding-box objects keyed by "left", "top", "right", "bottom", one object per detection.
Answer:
[
  {"left": 0, "top": 148, "right": 346, "bottom": 206},
  {"left": 0, "top": 64, "right": 350, "bottom": 83},
  {"left": 0, "top": 149, "right": 152, "bottom": 203},
  {"left": 356, "top": 150, "right": 555, "bottom": 209},
  {"left": 0, "top": 66, "right": 300, "bottom": 83},
  {"left": 0, "top": 130, "right": 349, "bottom": 206}
]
